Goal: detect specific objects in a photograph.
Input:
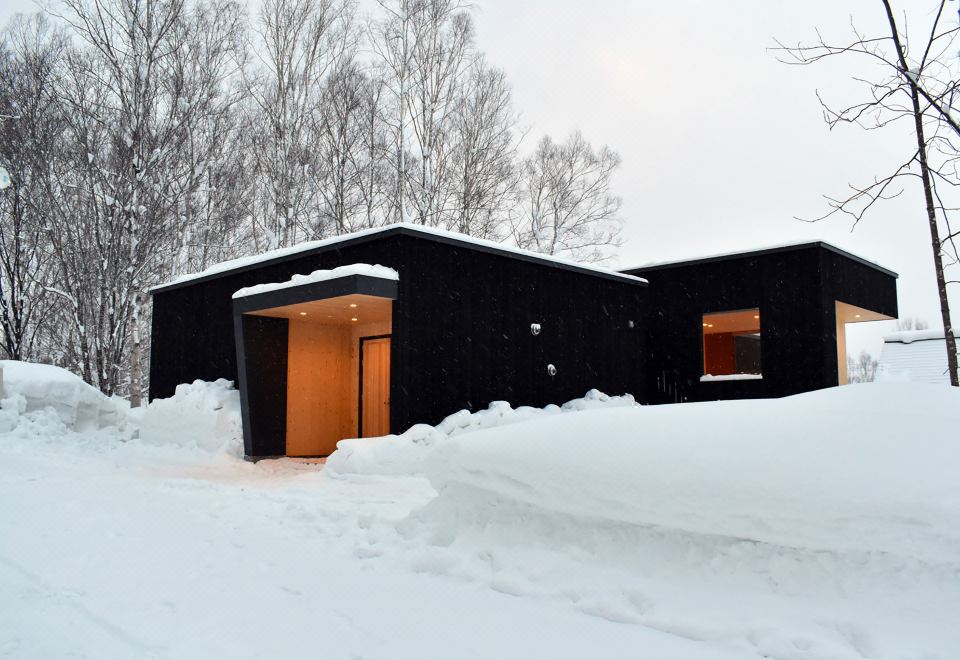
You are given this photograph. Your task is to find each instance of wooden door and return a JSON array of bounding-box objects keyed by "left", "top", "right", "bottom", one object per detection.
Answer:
[{"left": 360, "top": 337, "right": 391, "bottom": 437}]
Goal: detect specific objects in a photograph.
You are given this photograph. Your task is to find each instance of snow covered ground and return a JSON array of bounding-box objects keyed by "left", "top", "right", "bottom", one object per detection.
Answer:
[{"left": 1, "top": 365, "right": 958, "bottom": 659}]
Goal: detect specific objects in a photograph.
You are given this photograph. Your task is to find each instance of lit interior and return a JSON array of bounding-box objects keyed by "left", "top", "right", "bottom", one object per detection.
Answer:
[
  {"left": 702, "top": 308, "right": 762, "bottom": 376},
  {"left": 248, "top": 294, "right": 392, "bottom": 456},
  {"left": 835, "top": 300, "right": 894, "bottom": 385}
]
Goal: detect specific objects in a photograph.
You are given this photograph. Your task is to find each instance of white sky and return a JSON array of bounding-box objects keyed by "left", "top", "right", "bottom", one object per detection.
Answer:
[{"left": 3, "top": 0, "right": 958, "bottom": 358}]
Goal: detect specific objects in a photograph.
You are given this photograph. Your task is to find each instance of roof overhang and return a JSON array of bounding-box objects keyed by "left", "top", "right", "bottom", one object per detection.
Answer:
[
  {"left": 624, "top": 241, "right": 898, "bottom": 279},
  {"left": 233, "top": 274, "right": 398, "bottom": 315}
]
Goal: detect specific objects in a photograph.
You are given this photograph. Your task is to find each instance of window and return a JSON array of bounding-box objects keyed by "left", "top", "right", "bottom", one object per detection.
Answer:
[{"left": 701, "top": 309, "right": 762, "bottom": 380}]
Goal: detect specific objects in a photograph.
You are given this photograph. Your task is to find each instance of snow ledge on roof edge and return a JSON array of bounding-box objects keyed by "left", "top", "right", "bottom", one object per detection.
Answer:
[
  {"left": 883, "top": 328, "right": 960, "bottom": 344},
  {"left": 152, "top": 223, "right": 647, "bottom": 292},
  {"left": 624, "top": 240, "right": 896, "bottom": 275},
  {"left": 232, "top": 264, "right": 399, "bottom": 299}
]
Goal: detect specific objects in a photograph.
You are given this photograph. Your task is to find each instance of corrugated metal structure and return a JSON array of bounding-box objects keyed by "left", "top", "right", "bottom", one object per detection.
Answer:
[{"left": 877, "top": 330, "right": 959, "bottom": 385}]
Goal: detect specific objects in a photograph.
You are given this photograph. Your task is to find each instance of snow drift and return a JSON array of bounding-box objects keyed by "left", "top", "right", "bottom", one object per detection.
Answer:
[
  {"left": 415, "top": 383, "right": 960, "bottom": 561},
  {"left": 386, "top": 382, "right": 960, "bottom": 658},
  {"left": 326, "top": 389, "right": 637, "bottom": 476},
  {"left": 0, "top": 360, "right": 127, "bottom": 433},
  {"left": 2, "top": 360, "right": 959, "bottom": 659},
  {"left": 135, "top": 379, "right": 243, "bottom": 454},
  {"left": 0, "top": 361, "right": 242, "bottom": 455}
]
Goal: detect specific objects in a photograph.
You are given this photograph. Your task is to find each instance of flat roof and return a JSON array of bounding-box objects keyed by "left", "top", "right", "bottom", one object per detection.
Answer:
[
  {"left": 624, "top": 241, "right": 898, "bottom": 279},
  {"left": 232, "top": 272, "right": 399, "bottom": 316},
  {"left": 151, "top": 223, "right": 647, "bottom": 294}
]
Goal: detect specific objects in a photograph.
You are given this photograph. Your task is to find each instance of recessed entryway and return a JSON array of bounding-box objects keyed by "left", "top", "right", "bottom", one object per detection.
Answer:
[
  {"left": 246, "top": 294, "right": 392, "bottom": 456},
  {"left": 233, "top": 267, "right": 398, "bottom": 459}
]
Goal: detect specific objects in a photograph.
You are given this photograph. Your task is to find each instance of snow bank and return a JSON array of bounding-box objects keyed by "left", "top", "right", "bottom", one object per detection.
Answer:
[
  {"left": 232, "top": 263, "right": 399, "bottom": 299},
  {"left": 0, "top": 360, "right": 127, "bottom": 433},
  {"left": 414, "top": 383, "right": 960, "bottom": 562},
  {"left": 385, "top": 383, "right": 960, "bottom": 657},
  {"left": 0, "top": 361, "right": 243, "bottom": 456},
  {"left": 326, "top": 389, "right": 637, "bottom": 476},
  {"left": 137, "top": 379, "right": 243, "bottom": 455}
]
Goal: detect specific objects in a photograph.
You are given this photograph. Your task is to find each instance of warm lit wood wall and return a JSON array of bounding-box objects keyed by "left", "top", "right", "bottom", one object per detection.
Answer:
[{"left": 285, "top": 319, "right": 352, "bottom": 456}]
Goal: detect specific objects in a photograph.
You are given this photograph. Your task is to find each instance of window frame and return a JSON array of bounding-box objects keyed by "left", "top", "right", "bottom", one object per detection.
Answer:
[{"left": 700, "top": 307, "right": 763, "bottom": 382}]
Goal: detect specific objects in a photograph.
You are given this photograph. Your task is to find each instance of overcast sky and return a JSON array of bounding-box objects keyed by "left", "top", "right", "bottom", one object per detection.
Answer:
[{"left": 2, "top": 0, "right": 957, "bottom": 357}]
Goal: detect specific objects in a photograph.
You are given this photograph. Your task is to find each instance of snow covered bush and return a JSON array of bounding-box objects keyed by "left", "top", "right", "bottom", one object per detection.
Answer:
[
  {"left": 326, "top": 389, "right": 636, "bottom": 476},
  {"left": 136, "top": 379, "right": 243, "bottom": 455}
]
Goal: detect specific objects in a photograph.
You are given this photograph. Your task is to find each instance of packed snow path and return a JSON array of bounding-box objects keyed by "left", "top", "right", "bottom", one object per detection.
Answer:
[{"left": 0, "top": 439, "right": 738, "bottom": 659}]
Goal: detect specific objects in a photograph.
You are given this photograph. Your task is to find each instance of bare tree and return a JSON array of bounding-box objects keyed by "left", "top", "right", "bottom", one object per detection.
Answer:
[
  {"left": 0, "top": 15, "right": 63, "bottom": 361},
  {"left": 403, "top": 0, "right": 471, "bottom": 227},
  {"left": 775, "top": 0, "right": 959, "bottom": 386},
  {"left": 41, "top": 0, "right": 248, "bottom": 400},
  {"left": 313, "top": 60, "right": 390, "bottom": 234},
  {"left": 369, "top": 0, "right": 419, "bottom": 224},
  {"left": 847, "top": 350, "right": 880, "bottom": 382},
  {"left": 515, "top": 130, "right": 623, "bottom": 263},
  {"left": 896, "top": 316, "right": 930, "bottom": 331},
  {"left": 370, "top": 0, "right": 473, "bottom": 227},
  {"left": 246, "top": 0, "right": 355, "bottom": 248},
  {"left": 351, "top": 72, "right": 393, "bottom": 228},
  {"left": 448, "top": 56, "right": 521, "bottom": 240}
]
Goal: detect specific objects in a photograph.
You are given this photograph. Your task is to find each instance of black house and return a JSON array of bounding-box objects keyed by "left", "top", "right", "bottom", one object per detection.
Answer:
[
  {"left": 149, "top": 224, "right": 897, "bottom": 459},
  {"left": 625, "top": 242, "right": 898, "bottom": 404},
  {"left": 150, "top": 224, "right": 647, "bottom": 458}
]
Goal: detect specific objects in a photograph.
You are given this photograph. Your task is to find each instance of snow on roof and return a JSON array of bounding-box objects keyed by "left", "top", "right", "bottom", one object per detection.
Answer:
[
  {"left": 232, "top": 264, "right": 398, "bottom": 299},
  {"left": 882, "top": 328, "right": 959, "bottom": 344},
  {"left": 877, "top": 331, "right": 958, "bottom": 385},
  {"left": 623, "top": 240, "right": 896, "bottom": 276},
  {"left": 152, "top": 223, "right": 646, "bottom": 292}
]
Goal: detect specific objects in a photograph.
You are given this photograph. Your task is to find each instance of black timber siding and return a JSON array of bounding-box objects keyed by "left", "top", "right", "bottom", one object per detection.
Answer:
[
  {"left": 628, "top": 245, "right": 897, "bottom": 403},
  {"left": 818, "top": 249, "right": 899, "bottom": 388},
  {"left": 234, "top": 314, "right": 288, "bottom": 457},
  {"left": 150, "top": 231, "right": 647, "bottom": 444}
]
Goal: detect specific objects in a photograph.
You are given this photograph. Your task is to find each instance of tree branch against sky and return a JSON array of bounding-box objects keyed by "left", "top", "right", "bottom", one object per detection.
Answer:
[{"left": 775, "top": 0, "right": 960, "bottom": 386}]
